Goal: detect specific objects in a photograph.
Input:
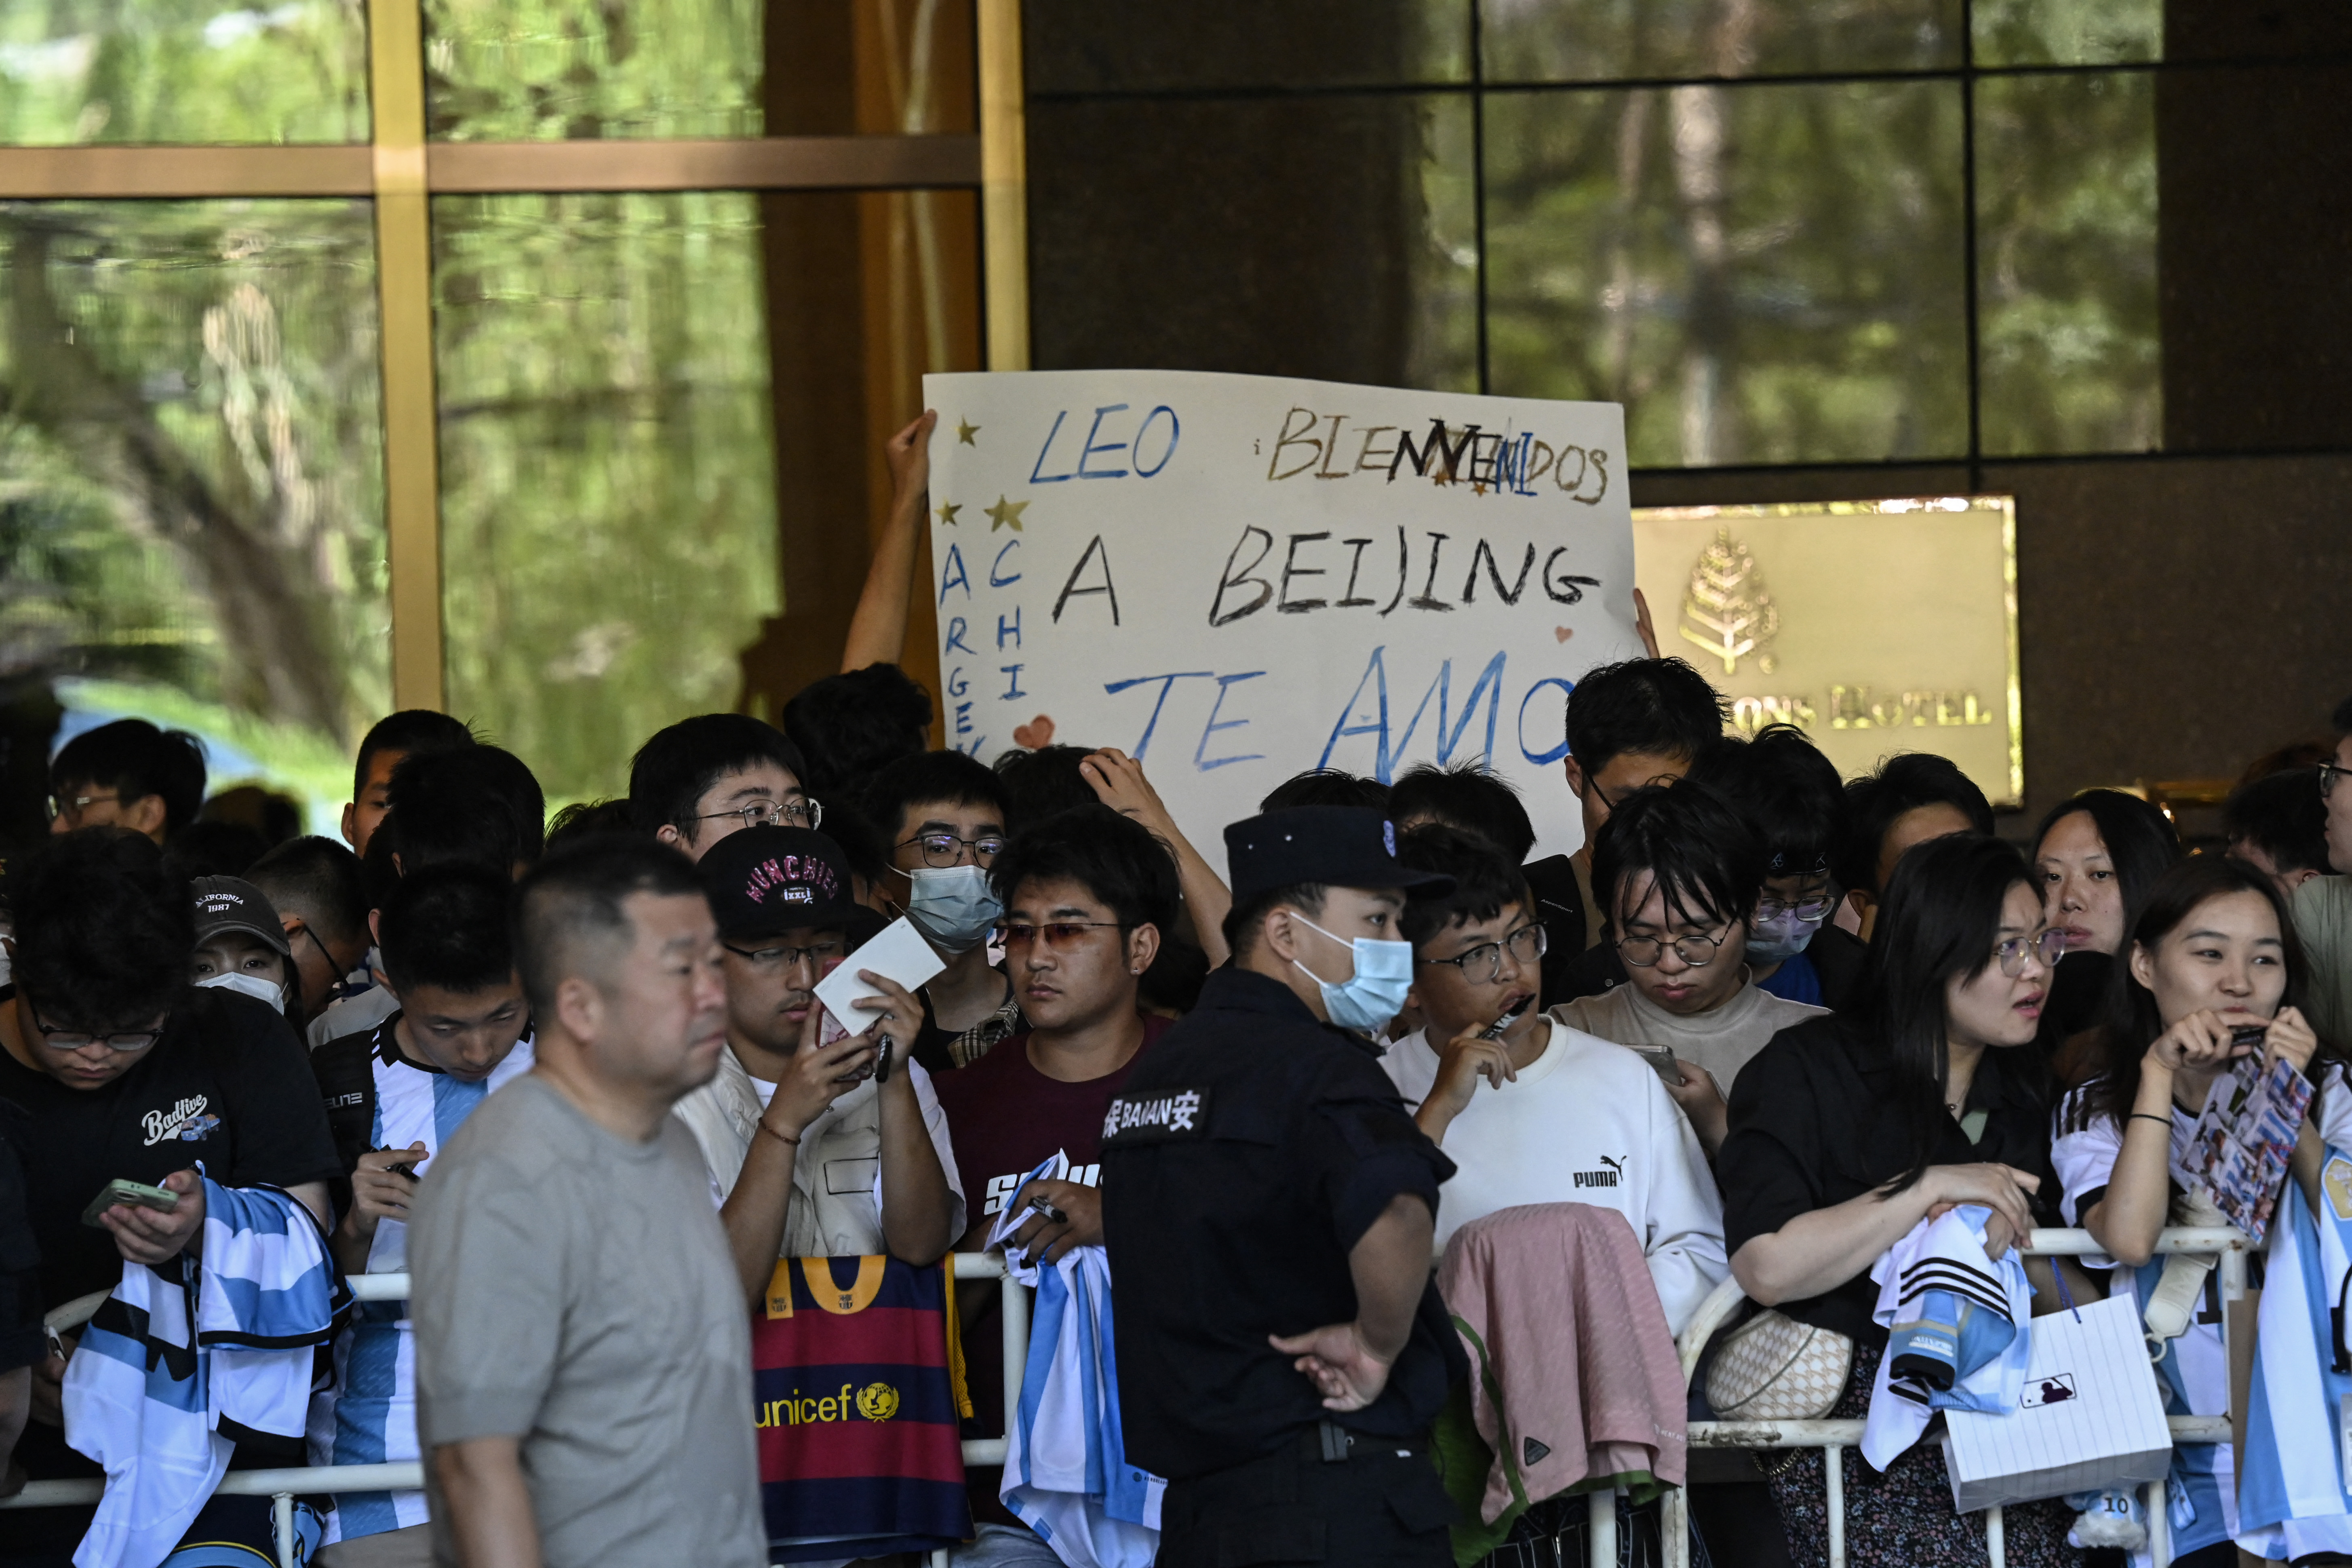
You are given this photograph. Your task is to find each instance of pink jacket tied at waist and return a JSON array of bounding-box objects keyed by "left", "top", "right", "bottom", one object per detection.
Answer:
[{"left": 1439, "top": 1203, "right": 1688, "bottom": 1524}]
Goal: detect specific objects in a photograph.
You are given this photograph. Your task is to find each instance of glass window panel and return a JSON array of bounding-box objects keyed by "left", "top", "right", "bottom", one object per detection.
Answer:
[
  {"left": 1028, "top": 94, "right": 1476, "bottom": 391},
  {"left": 434, "top": 191, "right": 780, "bottom": 804},
  {"left": 1024, "top": 0, "right": 1468, "bottom": 93},
  {"left": 0, "top": 1, "right": 368, "bottom": 145},
  {"left": 1484, "top": 81, "right": 1968, "bottom": 466},
  {"left": 0, "top": 199, "right": 385, "bottom": 822},
  {"left": 426, "top": 0, "right": 765, "bottom": 140},
  {"left": 1973, "top": 0, "right": 2161, "bottom": 66},
  {"left": 1974, "top": 70, "right": 2158, "bottom": 455},
  {"left": 1479, "top": 0, "right": 1960, "bottom": 84}
]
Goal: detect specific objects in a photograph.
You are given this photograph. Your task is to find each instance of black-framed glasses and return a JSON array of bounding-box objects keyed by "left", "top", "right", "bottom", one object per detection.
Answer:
[
  {"left": 722, "top": 938, "right": 845, "bottom": 970},
  {"left": 45, "top": 791, "right": 119, "bottom": 823},
  {"left": 2321, "top": 762, "right": 2350, "bottom": 801},
  {"left": 696, "top": 797, "right": 821, "bottom": 832},
  {"left": 1617, "top": 926, "right": 1729, "bottom": 969},
  {"left": 998, "top": 920, "right": 1124, "bottom": 951},
  {"left": 1994, "top": 928, "right": 2067, "bottom": 978},
  {"left": 27, "top": 1003, "right": 164, "bottom": 1054},
  {"left": 1418, "top": 923, "right": 1547, "bottom": 985},
  {"left": 900, "top": 831, "right": 1007, "bottom": 868},
  {"left": 1755, "top": 892, "right": 1838, "bottom": 923}
]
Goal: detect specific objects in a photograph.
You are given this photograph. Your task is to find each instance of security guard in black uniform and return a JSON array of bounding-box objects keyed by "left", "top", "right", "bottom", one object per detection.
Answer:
[{"left": 1101, "top": 806, "right": 1464, "bottom": 1567}]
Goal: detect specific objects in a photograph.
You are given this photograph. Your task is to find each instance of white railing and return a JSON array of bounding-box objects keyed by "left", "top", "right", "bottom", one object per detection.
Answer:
[{"left": 1, "top": 1254, "right": 1030, "bottom": 1568}]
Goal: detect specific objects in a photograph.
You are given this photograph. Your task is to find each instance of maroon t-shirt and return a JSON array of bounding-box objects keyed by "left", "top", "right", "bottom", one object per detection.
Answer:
[{"left": 934, "top": 1015, "right": 1171, "bottom": 1526}]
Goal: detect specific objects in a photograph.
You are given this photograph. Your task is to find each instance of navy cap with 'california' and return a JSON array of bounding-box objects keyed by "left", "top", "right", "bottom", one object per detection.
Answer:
[
  {"left": 1223, "top": 806, "right": 1457, "bottom": 907},
  {"left": 190, "top": 876, "right": 293, "bottom": 955},
  {"left": 698, "top": 825, "right": 881, "bottom": 944}
]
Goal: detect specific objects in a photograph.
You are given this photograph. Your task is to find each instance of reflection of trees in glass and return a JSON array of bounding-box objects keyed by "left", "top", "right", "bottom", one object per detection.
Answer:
[
  {"left": 1485, "top": 77, "right": 1967, "bottom": 466},
  {"left": 1973, "top": 0, "right": 2159, "bottom": 65},
  {"left": 0, "top": 0, "right": 368, "bottom": 145},
  {"left": 434, "top": 192, "right": 780, "bottom": 803},
  {"left": 425, "top": 0, "right": 764, "bottom": 141},
  {"left": 1479, "top": 0, "right": 1958, "bottom": 83},
  {"left": 0, "top": 200, "right": 388, "bottom": 741},
  {"left": 1975, "top": 71, "right": 2158, "bottom": 454},
  {"left": 1410, "top": 95, "right": 1481, "bottom": 394}
]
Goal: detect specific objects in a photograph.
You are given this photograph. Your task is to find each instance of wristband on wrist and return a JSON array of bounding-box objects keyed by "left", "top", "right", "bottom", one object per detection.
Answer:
[
  {"left": 758, "top": 1122, "right": 802, "bottom": 1149},
  {"left": 2129, "top": 1112, "right": 2173, "bottom": 1128}
]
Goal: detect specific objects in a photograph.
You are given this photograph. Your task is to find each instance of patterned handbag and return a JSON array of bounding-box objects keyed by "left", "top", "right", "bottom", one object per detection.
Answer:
[{"left": 1703, "top": 1309, "right": 1855, "bottom": 1421}]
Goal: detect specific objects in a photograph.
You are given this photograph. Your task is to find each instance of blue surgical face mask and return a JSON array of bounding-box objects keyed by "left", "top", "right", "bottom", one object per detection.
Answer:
[
  {"left": 904, "top": 864, "right": 1004, "bottom": 955},
  {"left": 1747, "top": 907, "right": 1826, "bottom": 964},
  {"left": 198, "top": 969, "right": 288, "bottom": 1014},
  {"left": 1291, "top": 915, "right": 1415, "bottom": 1035}
]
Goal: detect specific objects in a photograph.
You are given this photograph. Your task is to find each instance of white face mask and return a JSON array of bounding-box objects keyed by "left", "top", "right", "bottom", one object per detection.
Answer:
[
  {"left": 197, "top": 970, "right": 287, "bottom": 1014},
  {"left": 904, "top": 864, "right": 1005, "bottom": 955}
]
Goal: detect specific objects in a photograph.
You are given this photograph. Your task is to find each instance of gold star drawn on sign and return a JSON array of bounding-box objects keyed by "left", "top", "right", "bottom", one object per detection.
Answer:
[
  {"left": 936, "top": 500, "right": 961, "bottom": 526},
  {"left": 986, "top": 495, "right": 1027, "bottom": 532},
  {"left": 957, "top": 417, "right": 980, "bottom": 445}
]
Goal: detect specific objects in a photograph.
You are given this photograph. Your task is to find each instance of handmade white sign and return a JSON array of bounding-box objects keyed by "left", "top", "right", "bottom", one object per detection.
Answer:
[{"left": 921, "top": 369, "right": 1643, "bottom": 869}]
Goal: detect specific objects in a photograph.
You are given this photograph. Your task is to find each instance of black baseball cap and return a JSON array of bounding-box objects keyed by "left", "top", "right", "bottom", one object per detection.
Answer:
[
  {"left": 698, "top": 826, "right": 885, "bottom": 945},
  {"left": 1224, "top": 806, "right": 1456, "bottom": 907},
  {"left": 190, "top": 876, "right": 293, "bottom": 955}
]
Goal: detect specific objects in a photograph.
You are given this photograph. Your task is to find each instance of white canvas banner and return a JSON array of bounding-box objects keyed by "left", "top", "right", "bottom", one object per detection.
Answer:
[{"left": 921, "top": 369, "right": 1642, "bottom": 869}]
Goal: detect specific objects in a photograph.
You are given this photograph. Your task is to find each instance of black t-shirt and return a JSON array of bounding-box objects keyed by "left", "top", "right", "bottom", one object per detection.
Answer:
[
  {"left": 0, "top": 1098, "right": 42, "bottom": 1376},
  {"left": 1525, "top": 854, "right": 1587, "bottom": 1001},
  {"left": 0, "top": 985, "right": 344, "bottom": 1312},
  {"left": 1100, "top": 968, "right": 1464, "bottom": 1481},
  {"left": 1718, "top": 1012, "right": 2057, "bottom": 1345}
]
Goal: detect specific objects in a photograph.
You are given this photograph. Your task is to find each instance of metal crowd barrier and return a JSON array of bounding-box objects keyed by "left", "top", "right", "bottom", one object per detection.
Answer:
[
  {"left": 1, "top": 1254, "right": 1030, "bottom": 1568},
  {"left": 1654, "top": 1225, "right": 2252, "bottom": 1568}
]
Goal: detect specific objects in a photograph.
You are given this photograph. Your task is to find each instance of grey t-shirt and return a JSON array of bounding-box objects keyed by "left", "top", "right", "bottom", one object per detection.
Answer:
[{"left": 409, "top": 1074, "right": 765, "bottom": 1568}]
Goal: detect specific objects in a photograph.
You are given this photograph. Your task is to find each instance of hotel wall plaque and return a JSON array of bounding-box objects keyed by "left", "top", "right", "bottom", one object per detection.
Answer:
[{"left": 1631, "top": 497, "right": 2022, "bottom": 807}]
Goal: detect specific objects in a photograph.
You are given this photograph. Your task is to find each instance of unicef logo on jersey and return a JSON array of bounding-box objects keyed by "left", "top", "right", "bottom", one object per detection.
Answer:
[{"left": 756, "top": 1381, "right": 902, "bottom": 1428}]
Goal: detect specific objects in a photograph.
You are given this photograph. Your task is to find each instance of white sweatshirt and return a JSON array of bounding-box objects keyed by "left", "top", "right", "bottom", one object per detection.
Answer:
[{"left": 1384, "top": 1012, "right": 1729, "bottom": 1335}]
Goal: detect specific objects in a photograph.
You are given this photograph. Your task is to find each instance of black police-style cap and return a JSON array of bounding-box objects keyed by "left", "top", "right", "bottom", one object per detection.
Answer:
[
  {"left": 698, "top": 826, "right": 883, "bottom": 945},
  {"left": 1224, "top": 806, "right": 1456, "bottom": 907},
  {"left": 191, "top": 876, "right": 293, "bottom": 956}
]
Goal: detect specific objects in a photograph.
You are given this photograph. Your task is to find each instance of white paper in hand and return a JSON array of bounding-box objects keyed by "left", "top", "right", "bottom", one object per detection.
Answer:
[{"left": 813, "top": 917, "right": 946, "bottom": 1038}]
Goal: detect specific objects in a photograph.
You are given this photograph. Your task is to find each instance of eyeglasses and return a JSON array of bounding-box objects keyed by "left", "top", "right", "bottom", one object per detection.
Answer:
[
  {"left": 1419, "top": 923, "right": 1548, "bottom": 985},
  {"left": 1755, "top": 892, "right": 1838, "bottom": 923},
  {"left": 45, "top": 791, "right": 119, "bottom": 824},
  {"left": 998, "top": 921, "right": 1124, "bottom": 951},
  {"left": 696, "top": 797, "right": 822, "bottom": 832},
  {"left": 2321, "top": 762, "right": 2350, "bottom": 801},
  {"left": 900, "top": 831, "right": 1007, "bottom": 868},
  {"left": 27, "top": 1004, "right": 163, "bottom": 1054},
  {"left": 1994, "top": 927, "right": 2067, "bottom": 978},
  {"left": 722, "top": 938, "right": 845, "bottom": 970},
  {"left": 1617, "top": 926, "right": 1729, "bottom": 969}
]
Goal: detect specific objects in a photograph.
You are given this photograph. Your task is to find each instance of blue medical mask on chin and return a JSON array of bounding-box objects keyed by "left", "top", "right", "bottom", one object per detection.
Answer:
[
  {"left": 197, "top": 970, "right": 288, "bottom": 1014},
  {"left": 1748, "top": 908, "right": 1826, "bottom": 964},
  {"left": 1290, "top": 915, "right": 1415, "bottom": 1036},
  {"left": 904, "top": 864, "right": 1004, "bottom": 955}
]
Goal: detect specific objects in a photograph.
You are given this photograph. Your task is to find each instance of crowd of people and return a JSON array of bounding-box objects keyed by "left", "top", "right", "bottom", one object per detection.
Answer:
[{"left": 3, "top": 582, "right": 2352, "bottom": 1568}]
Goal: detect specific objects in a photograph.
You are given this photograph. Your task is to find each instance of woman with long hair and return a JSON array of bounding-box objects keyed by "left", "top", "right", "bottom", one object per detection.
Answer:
[
  {"left": 2051, "top": 854, "right": 2334, "bottom": 1567},
  {"left": 1720, "top": 833, "right": 2074, "bottom": 1566},
  {"left": 2033, "top": 789, "right": 2183, "bottom": 1077}
]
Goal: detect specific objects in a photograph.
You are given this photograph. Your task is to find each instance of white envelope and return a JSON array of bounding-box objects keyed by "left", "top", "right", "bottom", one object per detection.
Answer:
[{"left": 811, "top": 916, "right": 947, "bottom": 1037}]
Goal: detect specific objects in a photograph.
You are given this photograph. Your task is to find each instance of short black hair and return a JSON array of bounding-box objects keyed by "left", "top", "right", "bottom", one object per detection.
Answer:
[
  {"left": 1564, "top": 658, "right": 1727, "bottom": 780},
  {"left": 8, "top": 829, "right": 192, "bottom": 1030},
  {"left": 1222, "top": 882, "right": 1328, "bottom": 959},
  {"left": 245, "top": 836, "right": 368, "bottom": 949},
  {"left": 2225, "top": 768, "right": 2331, "bottom": 878},
  {"left": 544, "top": 799, "right": 643, "bottom": 857},
  {"left": 628, "top": 714, "right": 807, "bottom": 843},
  {"left": 991, "top": 803, "right": 1180, "bottom": 935},
  {"left": 1590, "top": 781, "right": 1766, "bottom": 936},
  {"left": 861, "top": 749, "right": 1011, "bottom": 845},
  {"left": 512, "top": 837, "right": 707, "bottom": 1019},
  {"left": 1387, "top": 763, "right": 1536, "bottom": 864},
  {"left": 1834, "top": 752, "right": 1996, "bottom": 898},
  {"left": 1259, "top": 769, "right": 1390, "bottom": 813},
  {"left": 361, "top": 823, "right": 403, "bottom": 915},
  {"left": 2033, "top": 788, "right": 2182, "bottom": 919},
  {"left": 164, "top": 820, "right": 268, "bottom": 880},
  {"left": 384, "top": 744, "right": 546, "bottom": 874},
  {"left": 782, "top": 663, "right": 934, "bottom": 797},
  {"left": 1395, "top": 824, "right": 1533, "bottom": 948},
  {"left": 51, "top": 719, "right": 208, "bottom": 838},
  {"left": 380, "top": 862, "right": 516, "bottom": 996},
  {"left": 994, "top": 745, "right": 1101, "bottom": 832},
  {"left": 2334, "top": 695, "right": 2352, "bottom": 736},
  {"left": 1683, "top": 724, "right": 1847, "bottom": 882},
  {"left": 814, "top": 792, "right": 892, "bottom": 888},
  {"left": 352, "top": 710, "right": 475, "bottom": 802}
]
